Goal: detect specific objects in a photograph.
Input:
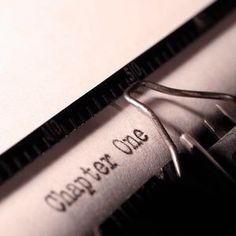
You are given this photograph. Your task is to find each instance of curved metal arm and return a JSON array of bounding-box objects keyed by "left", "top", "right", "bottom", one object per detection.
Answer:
[
  {"left": 142, "top": 80, "right": 236, "bottom": 102},
  {"left": 124, "top": 83, "right": 182, "bottom": 178},
  {"left": 124, "top": 81, "right": 236, "bottom": 178}
]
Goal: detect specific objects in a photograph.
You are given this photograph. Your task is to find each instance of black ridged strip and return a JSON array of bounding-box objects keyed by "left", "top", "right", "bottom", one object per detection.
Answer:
[{"left": 0, "top": 0, "right": 236, "bottom": 184}]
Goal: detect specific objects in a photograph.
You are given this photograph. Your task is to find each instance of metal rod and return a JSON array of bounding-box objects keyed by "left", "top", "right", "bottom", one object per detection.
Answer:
[
  {"left": 142, "top": 81, "right": 236, "bottom": 102},
  {"left": 124, "top": 83, "right": 182, "bottom": 178}
]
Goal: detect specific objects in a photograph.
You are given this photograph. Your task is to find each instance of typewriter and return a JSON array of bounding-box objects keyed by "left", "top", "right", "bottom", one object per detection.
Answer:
[{"left": 0, "top": 1, "right": 235, "bottom": 235}]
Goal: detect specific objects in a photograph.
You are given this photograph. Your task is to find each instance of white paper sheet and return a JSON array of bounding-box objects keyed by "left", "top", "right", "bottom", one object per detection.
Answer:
[
  {"left": 0, "top": 11, "right": 235, "bottom": 236},
  {"left": 0, "top": 0, "right": 213, "bottom": 154}
]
